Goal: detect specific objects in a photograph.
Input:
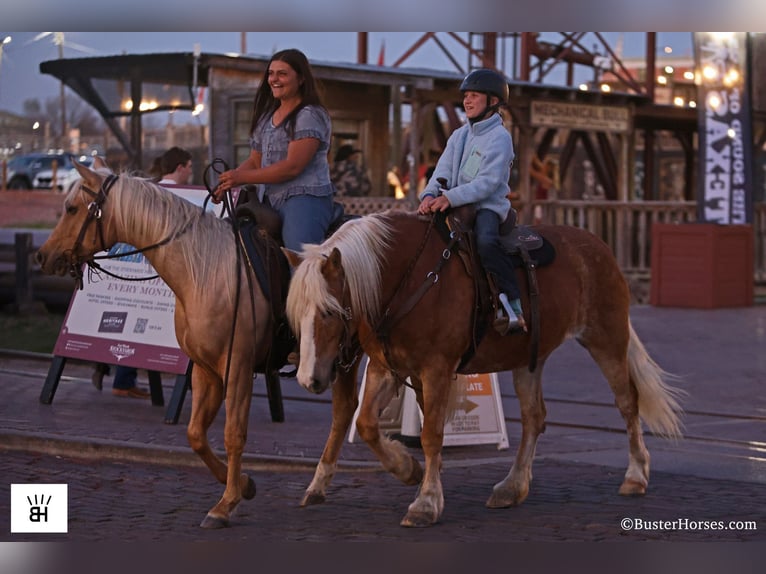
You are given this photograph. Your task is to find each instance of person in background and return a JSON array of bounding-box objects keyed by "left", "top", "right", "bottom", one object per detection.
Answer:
[
  {"left": 92, "top": 147, "right": 194, "bottom": 398},
  {"left": 213, "top": 48, "right": 334, "bottom": 252},
  {"left": 417, "top": 68, "right": 526, "bottom": 335},
  {"left": 330, "top": 144, "right": 372, "bottom": 198},
  {"left": 387, "top": 165, "right": 405, "bottom": 199},
  {"left": 154, "top": 146, "right": 193, "bottom": 186},
  {"left": 418, "top": 148, "right": 442, "bottom": 193}
]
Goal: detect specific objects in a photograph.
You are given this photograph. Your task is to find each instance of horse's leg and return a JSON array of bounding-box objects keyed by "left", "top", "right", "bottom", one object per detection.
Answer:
[
  {"left": 186, "top": 367, "right": 227, "bottom": 485},
  {"left": 200, "top": 365, "right": 256, "bottom": 529},
  {"left": 355, "top": 361, "right": 423, "bottom": 486},
  {"left": 581, "top": 331, "right": 650, "bottom": 495},
  {"left": 302, "top": 360, "right": 361, "bottom": 506},
  {"left": 486, "top": 362, "right": 547, "bottom": 508},
  {"left": 400, "top": 365, "right": 454, "bottom": 528}
]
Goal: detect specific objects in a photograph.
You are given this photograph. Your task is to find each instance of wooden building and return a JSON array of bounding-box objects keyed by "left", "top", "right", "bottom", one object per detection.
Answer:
[{"left": 39, "top": 52, "right": 465, "bottom": 197}]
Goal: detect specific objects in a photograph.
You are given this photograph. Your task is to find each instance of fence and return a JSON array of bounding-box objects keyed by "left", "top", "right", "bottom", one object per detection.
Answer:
[
  {"left": 339, "top": 196, "right": 766, "bottom": 287},
  {"left": 530, "top": 200, "right": 766, "bottom": 284},
  {"left": 5, "top": 198, "right": 764, "bottom": 310}
]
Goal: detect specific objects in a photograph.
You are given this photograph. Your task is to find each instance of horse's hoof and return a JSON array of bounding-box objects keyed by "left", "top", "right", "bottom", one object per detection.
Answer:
[
  {"left": 242, "top": 476, "right": 257, "bottom": 500},
  {"left": 400, "top": 510, "right": 436, "bottom": 528},
  {"left": 300, "top": 491, "right": 326, "bottom": 506},
  {"left": 200, "top": 514, "right": 229, "bottom": 529},
  {"left": 486, "top": 488, "right": 526, "bottom": 508},
  {"left": 619, "top": 479, "right": 647, "bottom": 496}
]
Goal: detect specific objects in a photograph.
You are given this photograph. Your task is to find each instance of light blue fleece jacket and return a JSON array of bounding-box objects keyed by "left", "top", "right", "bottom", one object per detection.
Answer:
[{"left": 419, "top": 113, "right": 514, "bottom": 220}]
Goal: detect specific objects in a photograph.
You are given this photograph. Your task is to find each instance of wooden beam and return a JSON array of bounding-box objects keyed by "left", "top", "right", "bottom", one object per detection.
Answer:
[{"left": 579, "top": 131, "right": 616, "bottom": 200}]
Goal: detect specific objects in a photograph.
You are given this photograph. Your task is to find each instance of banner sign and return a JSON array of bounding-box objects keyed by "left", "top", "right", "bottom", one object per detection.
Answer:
[
  {"left": 694, "top": 32, "right": 753, "bottom": 224},
  {"left": 52, "top": 185, "right": 225, "bottom": 374},
  {"left": 531, "top": 100, "right": 631, "bottom": 133}
]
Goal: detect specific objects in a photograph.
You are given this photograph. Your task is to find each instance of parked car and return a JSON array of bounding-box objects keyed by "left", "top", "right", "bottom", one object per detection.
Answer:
[
  {"left": 4, "top": 153, "right": 75, "bottom": 190},
  {"left": 33, "top": 155, "right": 94, "bottom": 193}
]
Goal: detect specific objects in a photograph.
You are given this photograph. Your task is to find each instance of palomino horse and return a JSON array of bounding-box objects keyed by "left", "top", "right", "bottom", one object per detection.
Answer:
[
  {"left": 285, "top": 210, "right": 684, "bottom": 527},
  {"left": 35, "top": 162, "right": 279, "bottom": 528}
]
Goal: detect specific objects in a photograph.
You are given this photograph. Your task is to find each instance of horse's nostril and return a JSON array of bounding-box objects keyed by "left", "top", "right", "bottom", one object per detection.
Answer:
[
  {"left": 34, "top": 251, "right": 44, "bottom": 266},
  {"left": 309, "top": 379, "right": 324, "bottom": 394}
]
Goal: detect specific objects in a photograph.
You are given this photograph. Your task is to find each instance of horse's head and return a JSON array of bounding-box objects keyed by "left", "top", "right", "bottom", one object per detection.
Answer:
[
  {"left": 35, "top": 161, "right": 118, "bottom": 278},
  {"left": 285, "top": 215, "right": 390, "bottom": 394},
  {"left": 285, "top": 246, "right": 356, "bottom": 394}
]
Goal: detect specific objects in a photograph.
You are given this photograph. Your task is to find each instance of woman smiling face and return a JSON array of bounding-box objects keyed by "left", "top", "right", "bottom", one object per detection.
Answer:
[{"left": 268, "top": 60, "right": 302, "bottom": 102}]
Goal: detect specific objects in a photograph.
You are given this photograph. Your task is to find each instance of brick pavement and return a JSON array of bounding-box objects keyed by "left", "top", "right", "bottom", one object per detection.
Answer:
[
  {"left": 0, "top": 449, "right": 762, "bottom": 542},
  {"left": 0, "top": 304, "right": 764, "bottom": 541}
]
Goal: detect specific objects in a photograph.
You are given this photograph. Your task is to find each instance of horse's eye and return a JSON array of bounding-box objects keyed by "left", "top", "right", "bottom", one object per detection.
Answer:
[{"left": 66, "top": 205, "right": 77, "bottom": 215}]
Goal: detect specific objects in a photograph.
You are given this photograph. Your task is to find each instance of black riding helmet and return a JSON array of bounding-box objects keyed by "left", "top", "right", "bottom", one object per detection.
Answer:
[
  {"left": 460, "top": 68, "right": 509, "bottom": 123},
  {"left": 460, "top": 68, "right": 509, "bottom": 102}
]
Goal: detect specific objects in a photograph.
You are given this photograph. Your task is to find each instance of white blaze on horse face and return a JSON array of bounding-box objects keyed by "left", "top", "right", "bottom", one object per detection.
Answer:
[{"left": 296, "top": 309, "right": 317, "bottom": 390}]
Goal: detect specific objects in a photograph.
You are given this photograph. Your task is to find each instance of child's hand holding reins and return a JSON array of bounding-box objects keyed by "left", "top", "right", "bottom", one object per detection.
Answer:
[{"left": 418, "top": 194, "right": 451, "bottom": 214}]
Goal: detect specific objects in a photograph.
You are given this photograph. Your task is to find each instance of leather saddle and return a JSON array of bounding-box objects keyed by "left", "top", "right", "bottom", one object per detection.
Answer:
[
  {"left": 437, "top": 204, "right": 555, "bottom": 373},
  {"left": 232, "top": 195, "right": 355, "bottom": 372}
]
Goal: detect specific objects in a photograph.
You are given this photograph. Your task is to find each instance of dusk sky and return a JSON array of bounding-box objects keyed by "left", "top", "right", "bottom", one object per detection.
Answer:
[{"left": 0, "top": 32, "right": 695, "bottom": 118}]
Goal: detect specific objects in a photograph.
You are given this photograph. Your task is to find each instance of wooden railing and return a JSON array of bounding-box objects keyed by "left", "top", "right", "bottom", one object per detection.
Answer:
[
  {"left": 339, "top": 196, "right": 766, "bottom": 285},
  {"left": 530, "top": 199, "right": 766, "bottom": 283}
]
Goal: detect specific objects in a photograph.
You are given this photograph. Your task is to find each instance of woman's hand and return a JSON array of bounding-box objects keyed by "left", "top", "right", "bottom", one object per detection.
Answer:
[{"left": 213, "top": 170, "right": 239, "bottom": 202}]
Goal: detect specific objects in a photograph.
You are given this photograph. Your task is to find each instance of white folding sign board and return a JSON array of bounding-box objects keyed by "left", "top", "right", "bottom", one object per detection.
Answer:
[{"left": 349, "top": 359, "right": 509, "bottom": 450}]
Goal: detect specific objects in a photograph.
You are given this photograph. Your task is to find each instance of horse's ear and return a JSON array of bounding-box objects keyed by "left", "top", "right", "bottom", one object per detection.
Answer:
[
  {"left": 327, "top": 247, "right": 342, "bottom": 271},
  {"left": 320, "top": 247, "right": 344, "bottom": 283},
  {"left": 73, "top": 160, "right": 104, "bottom": 189},
  {"left": 281, "top": 247, "right": 304, "bottom": 269},
  {"left": 91, "top": 156, "right": 110, "bottom": 172}
]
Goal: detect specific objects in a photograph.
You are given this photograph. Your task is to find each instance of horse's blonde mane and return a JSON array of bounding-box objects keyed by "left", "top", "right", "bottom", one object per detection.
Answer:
[
  {"left": 286, "top": 214, "right": 393, "bottom": 336},
  {"left": 85, "top": 172, "right": 237, "bottom": 297}
]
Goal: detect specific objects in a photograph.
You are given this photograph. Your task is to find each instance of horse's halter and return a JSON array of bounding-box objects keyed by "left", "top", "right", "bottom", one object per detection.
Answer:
[
  {"left": 333, "top": 280, "right": 358, "bottom": 372},
  {"left": 67, "top": 174, "right": 119, "bottom": 288}
]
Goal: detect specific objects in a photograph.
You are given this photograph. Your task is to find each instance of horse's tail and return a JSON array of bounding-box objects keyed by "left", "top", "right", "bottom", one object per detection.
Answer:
[{"left": 628, "top": 321, "right": 685, "bottom": 440}]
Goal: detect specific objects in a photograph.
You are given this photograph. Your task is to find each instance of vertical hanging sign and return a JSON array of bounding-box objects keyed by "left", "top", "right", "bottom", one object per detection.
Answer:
[{"left": 694, "top": 32, "right": 753, "bottom": 224}]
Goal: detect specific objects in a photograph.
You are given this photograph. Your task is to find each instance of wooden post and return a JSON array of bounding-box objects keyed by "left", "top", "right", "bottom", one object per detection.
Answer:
[{"left": 14, "top": 232, "right": 34, "bottom": 312}]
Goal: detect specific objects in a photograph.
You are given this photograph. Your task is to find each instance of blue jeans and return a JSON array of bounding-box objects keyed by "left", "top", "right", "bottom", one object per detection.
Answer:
[
  {"left": 475, "top": 208, "right": 520, "bottom": 299},
  {"left": 277, "top": 194, "right": 334, "bottom": 252},
  {"left": 113, "top": 366, "right": 137, "bottom": 390}
]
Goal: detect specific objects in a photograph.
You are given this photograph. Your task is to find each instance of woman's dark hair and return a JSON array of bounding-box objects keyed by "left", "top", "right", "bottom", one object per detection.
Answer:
[{"left": 249, "top": 48, "right": 325, "bottom": 137}]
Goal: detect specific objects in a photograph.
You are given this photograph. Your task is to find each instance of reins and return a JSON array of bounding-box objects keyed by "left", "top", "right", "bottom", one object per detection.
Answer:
[
  {"left": 342, "top": 214, "right": 461, "bottom": 389},
  {"left": 72, "top": 174, "right": 208, "bottom": 286},
  {"left": 69, "top": 163, "right": 259, "bottom": 399},
  {"left": 202, "top": 159, "right": 258, "bottom": 398}
]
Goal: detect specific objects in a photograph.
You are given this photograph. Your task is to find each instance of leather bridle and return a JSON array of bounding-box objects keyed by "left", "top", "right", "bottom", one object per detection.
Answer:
[{"left": 67, "top": 174, "right": 119, "bottom": 288}]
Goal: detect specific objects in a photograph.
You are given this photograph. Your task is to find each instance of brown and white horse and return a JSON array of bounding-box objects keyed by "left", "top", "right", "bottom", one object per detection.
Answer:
[
  {"left": 285, "top": 210, "right": 684, "bottom": 527},
  {"left": 35, "top": 162, "right": 274, "bottom": 528}
]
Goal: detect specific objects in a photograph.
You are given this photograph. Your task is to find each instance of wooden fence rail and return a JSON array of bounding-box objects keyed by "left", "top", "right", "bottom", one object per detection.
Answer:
[
  {"left": 4, "top": 198, "right": 765, "bottom": 309},
  {"left": 338, "top": 196, "right": 766, "bottom": 285}
]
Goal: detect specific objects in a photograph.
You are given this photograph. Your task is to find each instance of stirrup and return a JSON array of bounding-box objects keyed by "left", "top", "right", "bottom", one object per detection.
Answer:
[
  {"left": 494, "top": 293, "right": 528, "bottom": 336},
  {"left": 493, "top": 310, "right": 527, "bottom": 336}
]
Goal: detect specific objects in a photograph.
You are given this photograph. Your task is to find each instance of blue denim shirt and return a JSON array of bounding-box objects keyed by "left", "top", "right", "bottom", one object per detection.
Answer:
[{"left": 251, "top": 105, "right": 334, "bottom": 209}]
